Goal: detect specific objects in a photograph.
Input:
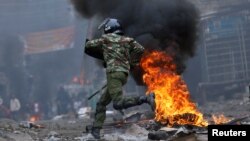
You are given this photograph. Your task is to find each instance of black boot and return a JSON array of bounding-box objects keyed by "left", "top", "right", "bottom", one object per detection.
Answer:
[
  {"left": 139, "top": 93, "right": 156, "bottom": 111},
  {"left": 91, "top": 127, "right": 101, "bottom": 139}
]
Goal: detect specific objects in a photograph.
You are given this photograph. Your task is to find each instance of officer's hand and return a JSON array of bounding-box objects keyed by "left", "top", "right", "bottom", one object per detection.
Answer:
[
  {"left": 85, "top": 38, "right": 90, "bottom": 45},
  {"left": 84, "top": 39, "right": 90, "bottom": 54},
  {"left": 103, "top": 62, "right": 107, "bottom": 68}
]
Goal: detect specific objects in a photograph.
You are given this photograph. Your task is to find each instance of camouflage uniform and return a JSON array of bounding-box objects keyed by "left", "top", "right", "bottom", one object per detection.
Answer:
[{"left": 85, "top": 33, "right": 144, "bottom": 128}]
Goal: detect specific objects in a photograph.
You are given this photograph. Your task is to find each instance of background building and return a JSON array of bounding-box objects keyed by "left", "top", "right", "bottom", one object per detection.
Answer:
[{"left": 197, "top": 0, "right": 250, "bottom": 102}]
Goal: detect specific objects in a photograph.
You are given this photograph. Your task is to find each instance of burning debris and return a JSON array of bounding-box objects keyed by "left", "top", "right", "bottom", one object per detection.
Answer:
[
  {"left": 212, "top": 114, "right": 232, "bottom": 125},
  {"left": 138, "top": 50, "right": 249, "bottom": 140},
  {"left": 19, "top": 121, "right": 45, "bottom": 129},
  {"left": 141, "top": 51, "right": 208, "bottom": 127}
]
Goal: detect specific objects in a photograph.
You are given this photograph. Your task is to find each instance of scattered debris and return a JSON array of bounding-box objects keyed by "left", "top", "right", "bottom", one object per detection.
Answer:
[
  {"left": 0, "top": 129, "right": 33, "bottom": 141},
  {"left": 124, "top": 112, "right": 143, "bottom": 122},
  {"left": 77, "top": 107, "right": 91, "bottom": 119},
  {"left": 104, "top": 124, "right": 148, "bottom": 141},
  {"left": 125, "top": 124, "right": 149, "bottom": 136},
  {"left": 148, "top": 125, "right": 207, "bottom": 140},
  {"left": 47, "top": 131, "right": 61, "bottom": 141},
  {"left": 0, "top": 107, "right": 249, "bottom": 141},
  {"left": 0, "top": 119, "right": 18, "bottom": 131},
  {"left": 148, "top": 130, "right": 171, "bottom": 140},
  {"left": 144, "top": 120, "right": 162, "bottom": 131},
  {"left": 19, "top": 121, "right": 44, "bottom": 129},
  {"left": 174, "top": 126, "right": 194, "bottom": 136},
  {"left": 241, "top": 122, "right": 250, "bottom": 125},
  {"left": 223, "top": 115, "right": 250, "bottom": 125},
  {"left": 160, "top": 127, "right": 178, "bottom": 132}
]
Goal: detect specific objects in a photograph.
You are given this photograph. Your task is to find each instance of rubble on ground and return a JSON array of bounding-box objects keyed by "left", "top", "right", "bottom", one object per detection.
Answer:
[{"left": 0, "top": 99, "right": 249, "bottom": 141}]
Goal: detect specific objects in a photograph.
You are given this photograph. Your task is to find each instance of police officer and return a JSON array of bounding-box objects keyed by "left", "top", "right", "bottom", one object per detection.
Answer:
[{"left": 85, "top": 18, "right": 155, "bottom": 139}]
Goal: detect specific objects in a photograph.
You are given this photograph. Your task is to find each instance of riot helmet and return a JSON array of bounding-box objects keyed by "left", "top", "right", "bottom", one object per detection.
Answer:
[{"left": 98, "top": 18, "right": 124, "bottom": 35}]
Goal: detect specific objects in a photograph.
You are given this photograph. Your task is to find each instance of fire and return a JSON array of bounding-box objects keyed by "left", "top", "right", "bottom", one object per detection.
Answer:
[
  {"left": 212, "top": 114, "right": 231, "bottom": 124},
  {"left": 141, "top": 51, "right": 208, "bottom": 127},
  {"left": 29, "top": 115, "right": 40, "bottom": 122}
]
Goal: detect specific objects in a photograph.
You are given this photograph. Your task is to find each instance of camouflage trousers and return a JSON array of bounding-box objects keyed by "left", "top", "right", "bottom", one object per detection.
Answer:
[{"left": 93, "top": 71, "right": 141, "bottom": 128}]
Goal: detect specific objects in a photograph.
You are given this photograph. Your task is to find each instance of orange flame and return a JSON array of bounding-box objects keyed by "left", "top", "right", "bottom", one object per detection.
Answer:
[
  {"left": 29, "top": 115, "right": 40, "bottom": 122},
  {"left": 141, "top": 51, "right": 208, "bottom": 127},
  {"left": 212, "top": 114, "right": 231, "bottom": 124}
]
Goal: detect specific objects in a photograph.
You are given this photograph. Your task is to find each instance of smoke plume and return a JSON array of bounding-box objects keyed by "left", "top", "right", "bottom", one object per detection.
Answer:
[{"left": 71, "top": 0, "right": 199, "bottom": 74}]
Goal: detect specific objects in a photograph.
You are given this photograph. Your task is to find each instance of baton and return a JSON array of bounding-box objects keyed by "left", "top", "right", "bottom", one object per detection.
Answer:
[{"left": 87, "top": 84, "right": 107, "bottom": 100}]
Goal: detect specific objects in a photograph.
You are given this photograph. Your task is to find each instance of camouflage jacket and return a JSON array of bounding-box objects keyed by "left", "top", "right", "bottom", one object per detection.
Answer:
[{"left": 85, "top": 33, "right": 145, "bottom": 73}]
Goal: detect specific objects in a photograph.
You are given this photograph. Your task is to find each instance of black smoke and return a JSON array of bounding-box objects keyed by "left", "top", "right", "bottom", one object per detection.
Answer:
[{"left": 71, "top": 0, "right": 199, "bottom": 74}]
